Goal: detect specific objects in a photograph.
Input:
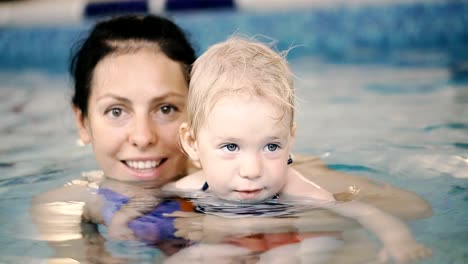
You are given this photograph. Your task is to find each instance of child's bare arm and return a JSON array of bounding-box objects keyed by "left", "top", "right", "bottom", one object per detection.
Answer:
[
  {"left": 292, "top": 154, "right": 432, "bottom": 220},
  {"left": 283, "top": 166, "right": 432, "bottom": 263},
  {"left": 162, "top": 170, "right": 206, "bottom": 192},
  {"left": 324, "top": 200, "right": 431, "bottom": 264}
]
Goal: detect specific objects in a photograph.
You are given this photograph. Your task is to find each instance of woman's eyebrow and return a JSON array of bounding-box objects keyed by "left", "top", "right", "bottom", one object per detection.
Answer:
[
  {"left": 95, "top": 92, "right": 185, "bottom": 103},
  {"left": 150, "top": 92, "right": 186, "bottom": 103},
  {"left": 148, "top": 93, "right": 187, "bottom": 108},
  {"left": 95, "top": 93, "right": 131, "bottom": 103}
]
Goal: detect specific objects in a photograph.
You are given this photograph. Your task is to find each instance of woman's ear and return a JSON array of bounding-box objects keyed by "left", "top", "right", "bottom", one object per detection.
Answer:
[
  {"left": 73, "top": 106, "right": 91, "bottom": 145},
  {"left": 179, "top": 123, "right": 200, "bottom": 162}
]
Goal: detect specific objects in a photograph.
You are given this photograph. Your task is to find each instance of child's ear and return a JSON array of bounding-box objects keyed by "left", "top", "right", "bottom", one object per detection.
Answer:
[
  {"left": 291, "top": 122, "right": 297, "bottom": 139},
  {"left": 73, "top": 106, "right": 91, "bottom": 145},
  {"left": 179, "top": 123, "right": 200, "bottom": 162}
]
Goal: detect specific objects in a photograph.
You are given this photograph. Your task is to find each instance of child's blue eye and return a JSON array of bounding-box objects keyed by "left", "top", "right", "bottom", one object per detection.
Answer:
[
  {"left": 223, "top": 143, "right": 239, "bottom": 152},
  {"left": 265, "top": 143, "right": 279, "bottom": 152}
]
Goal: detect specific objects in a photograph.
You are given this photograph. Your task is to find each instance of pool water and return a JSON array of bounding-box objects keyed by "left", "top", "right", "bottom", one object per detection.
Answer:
[{"left": 1, "top": 2, "right": 467, "bottom": 263}]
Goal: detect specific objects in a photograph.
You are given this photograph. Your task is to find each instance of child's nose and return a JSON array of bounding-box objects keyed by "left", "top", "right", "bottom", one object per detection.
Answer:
[
  {"left": 129, "top": 115, "right": 157, "bottom": 149},
  {"left": 239, "top": 154, "right": 262, "bottom": 179}
]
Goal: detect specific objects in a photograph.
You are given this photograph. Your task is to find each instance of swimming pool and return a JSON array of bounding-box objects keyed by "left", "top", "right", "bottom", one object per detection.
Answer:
[{"left": 1, "top": 1, "right": 467, "bottom": 263}]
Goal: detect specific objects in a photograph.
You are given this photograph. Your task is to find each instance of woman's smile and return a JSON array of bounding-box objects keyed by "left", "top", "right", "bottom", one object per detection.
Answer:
[{"left": 121, "top": 158, "right": 168, "bottom": 180}]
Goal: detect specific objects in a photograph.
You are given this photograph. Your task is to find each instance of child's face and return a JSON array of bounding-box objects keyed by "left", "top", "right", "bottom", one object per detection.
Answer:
[
  {"left": 195, "top": 95, "right": 294, "bottom": 202},
  {"left": 75, "top": 49, "right": 188, "bottom": 184}
]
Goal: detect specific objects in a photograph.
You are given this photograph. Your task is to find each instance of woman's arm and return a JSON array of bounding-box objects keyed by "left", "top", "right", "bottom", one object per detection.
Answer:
[{"left": 29, "top": 184, "right": 105, "bottom": 263}]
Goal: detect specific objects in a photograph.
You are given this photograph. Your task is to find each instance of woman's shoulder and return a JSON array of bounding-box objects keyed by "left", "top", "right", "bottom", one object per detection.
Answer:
[{"left": 31, "top": 170, "right": 104, "bottom": 204}]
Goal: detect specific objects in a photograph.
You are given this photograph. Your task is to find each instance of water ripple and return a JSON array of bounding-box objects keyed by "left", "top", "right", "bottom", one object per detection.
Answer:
[
  {"left": 0, "top": 169, "right": 62, "bottom": 187},
  {"left": 423, "top": 122, "right": 468, "bottom": 132},
  {"left": 453, "top": 142, "right": 468, "bottom": 149},
  {"left": 366, "top": 81, "right": 446, "bottom": 94},
  {"left": 327, "top": 164, "right": 378, "bottom": 173}
]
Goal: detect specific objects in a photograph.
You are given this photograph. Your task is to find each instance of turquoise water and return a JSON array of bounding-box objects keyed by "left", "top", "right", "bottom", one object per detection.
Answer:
[{"left": 1, "top": 3, "right": 467, "bottom": 263}]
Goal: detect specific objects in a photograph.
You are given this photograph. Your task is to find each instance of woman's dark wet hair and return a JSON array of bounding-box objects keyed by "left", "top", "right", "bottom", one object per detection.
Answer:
[{"left": 70, "top": 15, "right": 196, "bottom": 116}]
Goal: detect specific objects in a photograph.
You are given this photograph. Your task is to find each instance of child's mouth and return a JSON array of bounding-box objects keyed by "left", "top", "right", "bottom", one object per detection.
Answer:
[{"left": 236, "top": 189, "right": 262, "bottom": 199}]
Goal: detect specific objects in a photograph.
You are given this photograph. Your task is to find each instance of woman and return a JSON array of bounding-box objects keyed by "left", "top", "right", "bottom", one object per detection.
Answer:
[
  {"left": 30, "top": 14, "right": 197, "bottom": 262},
  {"left": 30, "top": 14, "right": 431, "bottom": 263}
]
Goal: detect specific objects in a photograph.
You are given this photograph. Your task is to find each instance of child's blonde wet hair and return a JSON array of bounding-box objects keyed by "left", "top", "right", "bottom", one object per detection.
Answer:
[{"left": 187, "top": 36, "right": 295, "bottom": 135}]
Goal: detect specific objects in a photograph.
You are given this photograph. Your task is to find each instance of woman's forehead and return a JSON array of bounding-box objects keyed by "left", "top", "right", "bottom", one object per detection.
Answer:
[{"left": 91, "top": 50, "right": 187, "bottom": 96}]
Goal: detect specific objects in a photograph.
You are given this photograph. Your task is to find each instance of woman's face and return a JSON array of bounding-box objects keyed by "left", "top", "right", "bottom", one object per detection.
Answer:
[{"left": 74, "top": 49, "right": 188, "bottom": 185}]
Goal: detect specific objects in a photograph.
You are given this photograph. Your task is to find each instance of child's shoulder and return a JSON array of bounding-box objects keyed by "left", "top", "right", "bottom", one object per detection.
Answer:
[
  {"left": 164, "top": 171, "right": 206, "bottom": 191},
  {"left": 282, "top": 167, "right": 336, "bottom": 201}
]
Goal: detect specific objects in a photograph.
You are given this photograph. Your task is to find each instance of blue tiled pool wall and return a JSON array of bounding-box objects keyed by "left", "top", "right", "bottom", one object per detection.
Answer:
[
  {"left": 85, "top": 0, "right": 235, "bottom": 16},
  {"left": 0, "top": 1, "right": 467, "bottom": 74}
]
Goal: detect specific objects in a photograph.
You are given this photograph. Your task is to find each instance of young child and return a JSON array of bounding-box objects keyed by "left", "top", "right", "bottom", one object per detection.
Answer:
[{"left": 163, "top": 37, "right": 431, "bottom": 263}]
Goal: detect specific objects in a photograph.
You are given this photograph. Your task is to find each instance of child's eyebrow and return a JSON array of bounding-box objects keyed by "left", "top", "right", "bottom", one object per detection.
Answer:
[
  {"left": 265, "top": 136, "right": 283, "bottom": 141},
  {"left": 214, "top": 136, "right": 240, "bottom": 142},
  {"left": 214, "top": 135, "right": 286, "bottom": 142}
]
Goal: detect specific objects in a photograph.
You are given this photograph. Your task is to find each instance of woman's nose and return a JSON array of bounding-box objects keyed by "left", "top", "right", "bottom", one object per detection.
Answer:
[
  {"left": 129, "top": 115, "right": 157, "bottom": 149},
  {"left": 239, "top": 154, "right": 262, "bottom": 179}
]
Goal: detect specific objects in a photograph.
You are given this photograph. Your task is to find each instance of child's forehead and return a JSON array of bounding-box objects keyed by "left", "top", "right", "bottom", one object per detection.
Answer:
[
  {"left": 191, "top": 90, "right": 294, "bottom": 136},
  {"left": 212, "top": 93, "right": 281, "bottom": 111},
  {"left": 206, "top": 95, "right": 291, "bottom": 126}
]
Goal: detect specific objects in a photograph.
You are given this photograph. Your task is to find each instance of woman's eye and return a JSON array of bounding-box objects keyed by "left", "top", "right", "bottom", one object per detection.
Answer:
[
  {"left": 155, "top": 104, "right": 181, "bottom": 123},
  {"left": 106, "top": 107, "right": 123, "bottom": 118},
  {"left": 265, "top": 143, "right": 280, "bottom": 152},
  {"left": 160, "top": 105, "right": 178, "bottom": 115},
  {"left": 223, "top": 143, "right": 239, "bottom": 152}
]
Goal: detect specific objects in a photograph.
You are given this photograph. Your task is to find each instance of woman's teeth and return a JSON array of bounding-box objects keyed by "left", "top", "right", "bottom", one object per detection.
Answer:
[{"left": 125, "top": 160, "right": 161, "bottom": 169}]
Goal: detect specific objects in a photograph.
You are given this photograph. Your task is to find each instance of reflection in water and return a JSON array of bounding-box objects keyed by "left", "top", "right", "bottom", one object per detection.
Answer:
[
  {"left": 30, "top": 176, "right": 430, "bottom": 264},
  {"left": 30, "top": 201, "right": 84, "bottom": 242},
  {"left": 99, "top": 187, "right": 194, "bottom": 245}
]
